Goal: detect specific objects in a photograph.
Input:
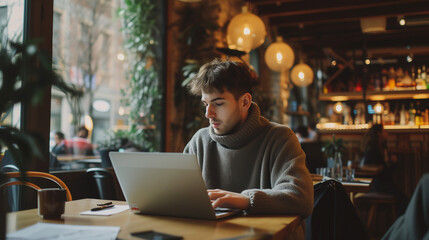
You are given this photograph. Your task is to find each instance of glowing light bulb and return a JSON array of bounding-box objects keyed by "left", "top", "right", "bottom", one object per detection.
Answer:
[
  {"left": 276, "top": 52, "right": 283, "bottom": 64},
  {"left": 243, "top": 27, "right": 250, "bottom": 35},
  {"left": 334, "top": 102, "right": 343, "bottom": 114},
  {"left": 374, "top": 102, "right": 384, "bottom": 114}
]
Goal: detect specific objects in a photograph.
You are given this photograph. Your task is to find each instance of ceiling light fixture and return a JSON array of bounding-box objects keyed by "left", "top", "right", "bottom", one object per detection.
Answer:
[
  {"left": 226, "top": 6, "right": 266, "bottom": 53},
  {"left": 398, "top": 17, "right": 406, "bottom": 26},
  {"left": 290, "top": 63, "right": 314, "bottom": 87},
  {"left": 264, "top": 36, "right": 295, "bottom": 72}
]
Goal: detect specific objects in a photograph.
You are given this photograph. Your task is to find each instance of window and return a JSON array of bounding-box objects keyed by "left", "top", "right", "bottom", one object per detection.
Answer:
[
  {"left": 52, "top": 11, "right": 62, "bottom": 66},
  {"left": 100, "top": 32, "right": 110, "bottom": 72},
  {"left": 50, "top": 0, "right": 127, "bottom": 171},
  {"left": 0, "top": 1, "right": 25, "bottom": 129}
]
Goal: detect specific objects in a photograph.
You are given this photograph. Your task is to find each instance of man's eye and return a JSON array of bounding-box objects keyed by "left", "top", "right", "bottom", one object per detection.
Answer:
[{"left": 215, "top": 103, "right": 224, "bottom": 106}]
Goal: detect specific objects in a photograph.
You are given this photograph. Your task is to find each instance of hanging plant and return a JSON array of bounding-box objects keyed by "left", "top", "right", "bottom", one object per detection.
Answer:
[
  {"left": 117, "top": 0, "right": 162, "bottom": 151},
  {"left": 171, "top": 0, "right": 221, "bottom": 145}
]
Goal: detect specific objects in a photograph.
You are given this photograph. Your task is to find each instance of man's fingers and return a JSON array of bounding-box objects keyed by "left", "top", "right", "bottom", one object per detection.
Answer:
[
  {"left": 208, "top": 191, "right": 227, "bottom": 200},
  {"left": 211, "top": 196, "right": 228, "bottom": 209}
]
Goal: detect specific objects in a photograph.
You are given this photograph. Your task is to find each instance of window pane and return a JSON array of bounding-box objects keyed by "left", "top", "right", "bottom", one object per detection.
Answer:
[
  {"left": 50, "top": 0, "right": 128, "bottom": 171},
  {"left": 0, "top": 0, "right": 24, "bottom": 154}
]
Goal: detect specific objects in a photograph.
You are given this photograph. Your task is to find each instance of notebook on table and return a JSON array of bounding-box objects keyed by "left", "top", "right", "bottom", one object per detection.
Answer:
[{"left": 109, "top": 152, "right": 242, "bottom": 220}]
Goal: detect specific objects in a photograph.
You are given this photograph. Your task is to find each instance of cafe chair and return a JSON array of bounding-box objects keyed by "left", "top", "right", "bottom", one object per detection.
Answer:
[
  {"left": 86, "top": 168, "right": 116, "bottom": 200},
  {"left": 1, "top": 164, "right": 21, "bottom": 212},
  {"left": 0, "top": 171, "right": 73, "bottom": 202},
  {"left": 354, "top": 192, "right": 398, "bottom": 237}
]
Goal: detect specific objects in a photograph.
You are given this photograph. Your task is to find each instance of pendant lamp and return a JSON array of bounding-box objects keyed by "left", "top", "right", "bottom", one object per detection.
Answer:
[
  {"left": 226, "top": 6, "right": 266, "bottom": 53},
  {"left": 290, "top": 63, "right": 314, "bottom": 87},
  {"left": 264, "top": 36, "right": 295, "bottom": 72}
]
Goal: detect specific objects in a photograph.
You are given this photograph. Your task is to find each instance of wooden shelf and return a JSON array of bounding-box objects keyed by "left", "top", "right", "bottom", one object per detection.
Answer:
[
  {"left": 286, "top": 111, "right": 310, "bottom": 116},
  {"left": 319, "top": 89, "right": 429, "bottom": 101},
  {"left": 317, "top": 124, "right": 429, "bottom": 133}
]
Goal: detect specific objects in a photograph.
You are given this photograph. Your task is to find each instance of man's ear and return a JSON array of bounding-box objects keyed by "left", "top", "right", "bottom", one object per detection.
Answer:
[{"left": 241, "top": 93, "right": 252, "bottom": 112}]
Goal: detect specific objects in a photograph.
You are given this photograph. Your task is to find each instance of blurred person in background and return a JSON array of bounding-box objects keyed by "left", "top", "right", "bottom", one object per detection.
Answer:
[
  {"left": 361, "top": 124, "right": 408, "bottom": 214},
  {"left": 65, "top": 125, "right": 94, "bottom": 156},
  {"left": 51, "top": 131, "right": 66, "bottom": 156}
]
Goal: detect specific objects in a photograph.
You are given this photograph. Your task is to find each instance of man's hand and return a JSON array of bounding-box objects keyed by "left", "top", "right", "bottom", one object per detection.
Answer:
[{"left": 208, "top": 189, "right": 250, "bottom": 210}]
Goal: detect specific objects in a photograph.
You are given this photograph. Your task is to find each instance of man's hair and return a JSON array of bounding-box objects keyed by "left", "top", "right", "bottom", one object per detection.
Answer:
[
  {"left": 55, "top": 131, "right": 65, "bottom": 140},
  {"left": 188, "top": 59, "right": 253, "bottom": 99},
  {"left": 77, "top": 125, "right": 89, "bottom": 138}
]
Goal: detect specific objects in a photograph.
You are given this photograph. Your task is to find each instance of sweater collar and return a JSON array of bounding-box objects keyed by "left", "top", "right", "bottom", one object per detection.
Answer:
[{"left": 209, "top": 102, "right": 269, "bottom": 149}]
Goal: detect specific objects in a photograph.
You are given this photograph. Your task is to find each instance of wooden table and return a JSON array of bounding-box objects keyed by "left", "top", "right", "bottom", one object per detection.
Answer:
[
  {"left": 355, "top": 165, "right": 383, "bottom": 178},
  {"left": 313, "top": 178, "right": 371, "bottom": 202},
  {"left": 7, "top": 199, "right": 303, "bottom": 240},
  {"left": 57, "top": 155, "right": 100, "bottom": 162},
  {"left": 341, "top": 179, "right": 371, "bottom": 194}
]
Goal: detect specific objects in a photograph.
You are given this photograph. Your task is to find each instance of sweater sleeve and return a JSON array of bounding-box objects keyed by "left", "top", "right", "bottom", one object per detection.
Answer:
[{"left": 241, "top": 128, "right": 314, "bottom": 218}]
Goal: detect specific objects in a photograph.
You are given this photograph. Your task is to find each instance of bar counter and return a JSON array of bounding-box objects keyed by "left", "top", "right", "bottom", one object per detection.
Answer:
[{"left": 317, "top": 124, "right": 429, "bottom": 199}]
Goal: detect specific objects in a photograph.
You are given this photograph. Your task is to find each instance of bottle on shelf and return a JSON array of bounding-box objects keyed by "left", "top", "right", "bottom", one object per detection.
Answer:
[
  {"left": 415, "top": 102, "right": 423, "bottom": 125},
  {"left": 400, "top": 70, "right": 413, "bottom": 89},
  {"left": 423, "top": 108, "right": 429, "bottom": 125},
  {"left": 400, "top": 104, "right": 407, "bottom": 125},
  {"left": 423, "top": 65, "right": 429, "bottom": 90},
  {"left": 409, "top": 103, "right": 416, "bottom": 126},
  {"left": 374, "top": 73, "right": 381, "bottom": 91},
  {"left": 395, "top": 67, "right": 404, "bottom": 86},
  {"left": 416, "top": 68, "right": 426, "bottom": 90},
  {"left": 381, "top": 68, "right": 388, "bottom": 90},
  {"left": 386, "top": 67, "right": 396, "bottom": 90}
]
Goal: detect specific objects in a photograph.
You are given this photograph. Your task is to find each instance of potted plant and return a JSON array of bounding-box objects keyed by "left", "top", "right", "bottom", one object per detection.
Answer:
[
  {"left": 97, "top": 129, "right": 130, "bottom": 167},
  {"left": 321, "top": 134, "right": 345, "bottom": 180},
  {"left": 321, "top": 134, "right": 345, "bottom": 160},
  {"left": 0, "top": 41, "right": 80, "bottom": 238}
]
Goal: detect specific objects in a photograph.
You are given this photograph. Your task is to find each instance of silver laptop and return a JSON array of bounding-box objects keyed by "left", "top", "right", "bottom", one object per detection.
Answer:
[{"left": 109, "top": 152, "right": 242, "bottom": 220}]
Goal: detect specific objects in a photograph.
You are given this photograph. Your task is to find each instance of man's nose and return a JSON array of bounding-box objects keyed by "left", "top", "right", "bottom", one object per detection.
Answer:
[{"left": 205, "top": 105, "right": 215, "bottom": 119}]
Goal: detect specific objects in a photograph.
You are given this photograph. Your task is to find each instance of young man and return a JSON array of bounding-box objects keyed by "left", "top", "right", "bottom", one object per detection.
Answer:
[{"left": 184, "top": 59, "right": 313, "bottom": 218}]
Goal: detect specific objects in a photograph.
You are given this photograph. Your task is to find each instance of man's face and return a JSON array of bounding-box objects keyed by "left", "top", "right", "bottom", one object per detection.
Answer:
[
  {"left": 54, "top": 134, "right": 61, "bottom": 144},
  {"left": 201, "top": 90, "right": 245, "bottom": 135}
]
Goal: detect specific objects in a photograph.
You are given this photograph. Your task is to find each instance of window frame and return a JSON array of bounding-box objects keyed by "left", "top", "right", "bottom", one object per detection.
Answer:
[{"left": 21, "top": 0, "right": 53, "bottom": 172}]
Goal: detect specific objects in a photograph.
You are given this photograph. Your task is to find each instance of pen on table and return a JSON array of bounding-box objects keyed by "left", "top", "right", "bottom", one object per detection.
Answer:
[
  {"left": 97, "top": 202, "right": 112, "bottom": 206},
  {"left": 91, "top": 204, "right": 115, "bottom": 211}
]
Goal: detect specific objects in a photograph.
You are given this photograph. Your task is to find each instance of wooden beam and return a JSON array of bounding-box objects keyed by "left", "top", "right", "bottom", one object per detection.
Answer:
[
  {"left": 267, "top": 2, "right": 429, "bottom": 26},
  {"left": 258, "top": 0, "right": 425, "bottom": 18}
]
